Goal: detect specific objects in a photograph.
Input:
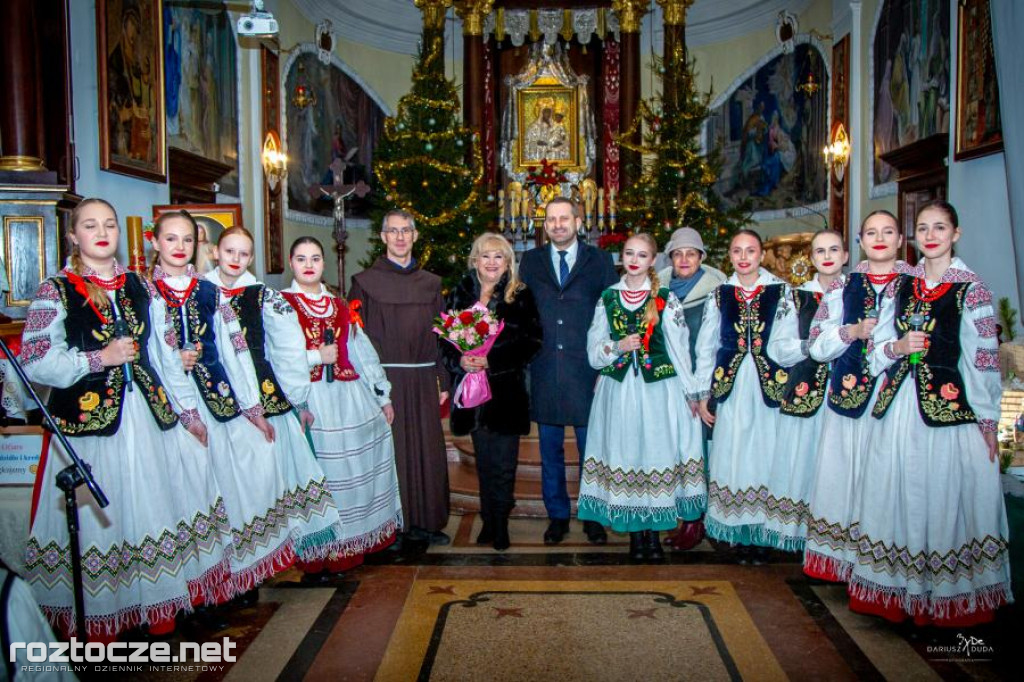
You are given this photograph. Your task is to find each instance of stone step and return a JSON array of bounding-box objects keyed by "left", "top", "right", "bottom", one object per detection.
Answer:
[
  {"left": 451, "top": 436, "right": 581, "bottom": 481},
  {"left": 448, "top": 460, "right": 579, "bottom": 518}
]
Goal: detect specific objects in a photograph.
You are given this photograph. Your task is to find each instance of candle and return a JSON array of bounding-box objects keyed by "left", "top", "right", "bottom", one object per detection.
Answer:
[
  {"left": 126, "top": 216, "right": 146, "bottom": 273},
  {"left": 497, "top": 189, "right": 505, "bottom": 233}
]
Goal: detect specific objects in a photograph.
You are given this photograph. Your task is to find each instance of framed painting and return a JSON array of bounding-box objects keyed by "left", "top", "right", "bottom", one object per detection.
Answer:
[
  {"left": 97, "top": 0, "right": 167, "bottom": 182},
  {"left": 515, "top": 85, "right": 580, "bottom": 173},
  {"left": 163, "top": 1, "right": 240, "bottom": 196},
  {"left": 152, "top": 203, "right": 242, "bottom": 274},
  {"left": 954, "top": 0, "right": 1003, "bottom": 161}
]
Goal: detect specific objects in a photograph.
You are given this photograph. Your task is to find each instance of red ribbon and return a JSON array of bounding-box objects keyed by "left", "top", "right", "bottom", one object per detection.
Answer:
[
  {"left": 348, "top": 299, "right": 364, "bottom": 328},
  {"left": 64, "top": 272, "right": 110, "bottom": 324}
]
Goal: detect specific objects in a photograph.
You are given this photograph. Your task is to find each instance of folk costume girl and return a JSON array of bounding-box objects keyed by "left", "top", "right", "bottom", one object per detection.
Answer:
[
  {"left": 282, "top": 238, "right": 402, "bottom": 574},
  {"left": 695, "top": 230, "right": 800, "bottom": 562},
  {"left": 21, "top": 199, "right": 231, "bottom": 641},
  {"left": 206, "top": 227, "right": 344, "bottom": 567},
  {"left": 579, "top": 234, "right": 706, "bottom": 562},
  {"left": 850, "top": 201, "right": 1011, "bottom": 626},
  {"left": 803, "top": 211, "right": 911, "bottom": 582},
  {"left": 762, "top": 230, "right": 847, "bottom": 551},
  {"left": 150, "top": 211, "right": 295, "bottom": 597},
  {"left": 441, "top": 233, "right": 543, "bottom": 551}
]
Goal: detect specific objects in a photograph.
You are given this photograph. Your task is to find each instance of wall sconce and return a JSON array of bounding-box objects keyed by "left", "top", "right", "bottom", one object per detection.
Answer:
[
  {"left": 823, "top": 121, "right": 851, "bottom": 183},
  {"left": 262, "top": 130, "right": 287, "bottom": 191}
]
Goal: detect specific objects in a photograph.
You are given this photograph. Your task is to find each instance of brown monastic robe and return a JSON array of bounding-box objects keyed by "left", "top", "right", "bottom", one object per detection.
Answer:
[{"left": 349, "top": 257, "right": 451, "bottom": 532}]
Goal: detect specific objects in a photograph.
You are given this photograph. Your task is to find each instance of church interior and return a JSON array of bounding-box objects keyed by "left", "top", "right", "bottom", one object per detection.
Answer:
[{"left": 1, "top": 0, "right": 1023, "bottom": 680}]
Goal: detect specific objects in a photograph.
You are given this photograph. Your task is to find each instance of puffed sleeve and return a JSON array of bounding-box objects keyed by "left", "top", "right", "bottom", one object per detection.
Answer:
[
  {"left": 809, "top": 277, "right": 853, "bottom": 363},
  {"left": 213, "top": 299, "right": 264, "bottom": 417},
  {"left": 867, "top": 286, "right": 902, "bottom": 377},
  {"left": 960, "top": 282, "right": 1002, "bottom": 433},
  {"left": 692, "top": 288, "right": 721, "bottom": 399},
  {"left": 586, "top": 300, "right": 619, "bottom": 369},
  {"left": 19, "top": 279, "right": 99, "bottom": 388},
  {"left": 146, "top": 285, "right": 202, "bottom": 421},
  {"left": 767, "top": 286, "right": 806, "bottom": 367},
  {"left": 662, "top": 293, "right": 698, "bottom": 398},
  {"left": 262, "top": 289, "right": 312, "bottom": 411},
  {"left": 348, "top": 323, "right": 392, "bottom": 407}
]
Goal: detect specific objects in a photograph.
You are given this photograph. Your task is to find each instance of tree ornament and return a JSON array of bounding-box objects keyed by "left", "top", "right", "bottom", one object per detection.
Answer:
[
  {"left": 466, "top": 216, "right": 473, "bottom": 224},
  {"left": 428, "top": 118, "right": 436, "bottom": 126},
  {"left": 421, "top": 180, "right": 429, "bottom": 188},
  {"left": 397, "top": 122, "right": 405, "bottom": 131},
  {"left": 425, "top": 142, "right": 434, "bottom": 152},
  {"left": 455, "top": 138, "right": 464, "bottom": 147}
]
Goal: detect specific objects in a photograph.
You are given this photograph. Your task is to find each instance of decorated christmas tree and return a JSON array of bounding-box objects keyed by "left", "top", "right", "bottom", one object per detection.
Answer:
[
  {"left": 616, "top": 50, "right": 749, "bottom": 265},
  {"left": 367, "top": 27, "right": 491, "bottom": 290}
]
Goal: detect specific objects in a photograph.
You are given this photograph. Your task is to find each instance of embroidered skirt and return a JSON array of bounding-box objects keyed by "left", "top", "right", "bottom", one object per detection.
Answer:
[
  {"left": 762, "top": 407, "right": 824, "bottom": 552},
  {"left": 578, "top": 372, "right": 705, "bottom": 533}
]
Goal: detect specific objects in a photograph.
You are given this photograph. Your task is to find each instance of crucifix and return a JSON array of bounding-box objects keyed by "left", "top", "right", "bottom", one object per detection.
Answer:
[{"left": 313, "top": 150, "right": 370, "bottom": 296}]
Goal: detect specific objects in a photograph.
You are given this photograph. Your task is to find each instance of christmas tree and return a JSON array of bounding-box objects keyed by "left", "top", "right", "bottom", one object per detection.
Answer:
[
  {"left": 367, "top": 27, "right": 491, "bottom": 290},
  {"left": 616, "top": 50, "right": 749, "bottom": 266}
]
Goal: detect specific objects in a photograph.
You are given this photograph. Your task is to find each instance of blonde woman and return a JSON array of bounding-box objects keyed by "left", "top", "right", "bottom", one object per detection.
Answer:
[{"left": 440, "top": 233, "right": 543, "bottom": 551}]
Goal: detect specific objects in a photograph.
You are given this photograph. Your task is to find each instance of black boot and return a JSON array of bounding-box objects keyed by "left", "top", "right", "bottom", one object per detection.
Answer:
[
  {"left": 645, "top": 531, "right": 665, "bottom": 561},
  {"left": 492, "top": 514, "right": 511, "bottom": 551},
  {"left": 476, "top": 511, "right": 494, "bottom": 545},
  {"left": 629, "top": 532, "right": 646, "bottom": 561}
]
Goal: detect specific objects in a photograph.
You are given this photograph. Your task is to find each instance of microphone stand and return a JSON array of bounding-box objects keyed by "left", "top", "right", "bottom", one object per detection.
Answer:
[{"left": 0, "top": 336, "right": 108, "bottom": 643}]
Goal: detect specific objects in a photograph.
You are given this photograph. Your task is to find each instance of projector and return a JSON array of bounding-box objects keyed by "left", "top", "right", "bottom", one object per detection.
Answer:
[{"left": 238, "top": 11, "right": 278, "bottom": 37}]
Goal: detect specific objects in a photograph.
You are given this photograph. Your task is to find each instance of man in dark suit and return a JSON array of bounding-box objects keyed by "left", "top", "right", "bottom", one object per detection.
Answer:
[{"left": 519, "top": 197, "right": 618, "bottom": 544}]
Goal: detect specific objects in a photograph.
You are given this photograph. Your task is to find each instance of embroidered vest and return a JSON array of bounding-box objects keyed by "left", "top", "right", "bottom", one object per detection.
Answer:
[
  {"left": 598, "top": 288, "right": 677, "bottom": 383},
  {"left": 711, "top": 283, "right": 787, "bottom": 407},
  {"left": 228, "top": 285, "right": 293, "bottom": 417},
  {"left": 281, "top": 292, "right": 359, "bottom": 382},
  {"left": 871, "top": 278, "right": 976, "bottom": 426},
  {"left": 826, "top": 273, "right": 891, "bottom": 418},
  {"left": 780, "top": 289, "right": 829, "bottom": 417},
  {"left": 48, "top": 274, "right": 178, "bottom": 437},
  {"left": 160, "top": 278, "right": 241, "bottom": 422}
]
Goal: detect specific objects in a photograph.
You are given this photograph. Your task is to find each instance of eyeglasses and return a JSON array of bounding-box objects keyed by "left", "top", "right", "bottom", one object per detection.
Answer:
[{"left": 382, "top": 227, "right": 415, "bottom": 237}]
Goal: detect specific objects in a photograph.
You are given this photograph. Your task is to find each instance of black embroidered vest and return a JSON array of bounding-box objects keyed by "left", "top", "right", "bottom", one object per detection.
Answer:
[
  {"left": 780, "top": 289, "right": 829, "bottom": 417},
  {"left": 161, "top": 278, "right": 241, "bottom": 422},
  {"left": 598, "top": 288, "right": 677, "bottom": 383},
  {"left": 711, "top": 284, "right": 787, "bottom": 407},
  {"left": 871, "top": 278, "right": 976, "bottom": 426},
  {"left": 229, "top": 285, "right": 293, "bottom": 417},
  {"left": 826, "top": 273, "right": 890, "bottom": 418},
  {"left": 49, "top": 274, "right": 178, "bottom": 437}
]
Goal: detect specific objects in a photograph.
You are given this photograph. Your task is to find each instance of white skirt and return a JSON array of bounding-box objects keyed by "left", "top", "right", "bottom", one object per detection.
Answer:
[
  {"left": 847, "top": 382, "right": 1013, "bottom": 620},
  {"left": 307, "top": 379, "right": 402, "bottom": 556},
  {"left": 705, "top": 356, "right": 779, "bottom": 547},
  {"left": 24, "top": 389, "right": 231, "bottom": 637},
  {"left": 578, "top": 372, "right": 705, "bottom": 532},
  {"left": 763, "top": 407, "right": 825, "bottom": 551},
  {"left": 267, "top": 410, "right": 344, "bottom": 561}
]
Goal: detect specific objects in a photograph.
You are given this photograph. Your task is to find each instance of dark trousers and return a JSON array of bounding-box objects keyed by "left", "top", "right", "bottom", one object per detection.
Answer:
[
  {"left": 471, "top": 427, "right": 520, "bottom": 519},
  {"left": 538, "top": 423, "right": 588, "bottom": 520}
]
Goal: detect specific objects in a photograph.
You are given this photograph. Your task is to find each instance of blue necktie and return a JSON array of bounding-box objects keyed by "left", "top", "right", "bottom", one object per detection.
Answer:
[{"left": 558, "top": 250, "right": 569, "bottom": 287}]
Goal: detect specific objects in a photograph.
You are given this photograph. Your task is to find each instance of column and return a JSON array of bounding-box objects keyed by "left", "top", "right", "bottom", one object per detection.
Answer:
[
  {"left": 612, "top": 0, "right": 648, "bottom": 187},
  {"left": 454, "top": 1, "right": 493, "bottom": 134},
  {"left": 0, "top": 0, "right": 46, "bottom": 171},
  {"left": 657, "top": 0, "right": 694, "bottom": 105}
]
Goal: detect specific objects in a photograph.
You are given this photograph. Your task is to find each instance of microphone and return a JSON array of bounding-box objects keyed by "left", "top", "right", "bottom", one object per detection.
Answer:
[
  {"left": 907, "top": 312, "right": 926, "bottom": 375},
  {"left": 862, "top": 308, "right": 880, "bottom": 355},
  {"left": 113, "top": 318, "right": 134, "bottom": 392},
  {"left": 324, "top": 328, "right": 335, "bottom": 383},
  {"left": 626, "top": 323, "right": 640, "bottom": 377},
  {"left": 181, "top": 341, "right": 196, "bottom": 375}
]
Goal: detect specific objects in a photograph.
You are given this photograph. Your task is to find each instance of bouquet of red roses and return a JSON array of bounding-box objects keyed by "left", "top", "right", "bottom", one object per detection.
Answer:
[{"left": 434, "top": 303, "right": 505, "bottom": 408}]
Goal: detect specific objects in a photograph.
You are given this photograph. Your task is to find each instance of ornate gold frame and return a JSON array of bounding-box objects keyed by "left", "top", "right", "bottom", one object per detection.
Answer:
[{"left": 515, "top": 85, "right": 581, "bottom": 173}]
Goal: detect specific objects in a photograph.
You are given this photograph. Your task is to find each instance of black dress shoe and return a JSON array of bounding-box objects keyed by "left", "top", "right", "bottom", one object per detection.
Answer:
[
  {"left": 427, "top": 531, "right": 451, "bottom": 546},
  {"left": 191, "top": 604, "right": 230, "bottom": 632},
  {"left": 543, "top": 519, "right": 570, "bottom": 544},
  {"left": 629, "top": 532, "right": 646, "bottom": 561},
  {"left": 582, "top": 521, "right": 607, "bottom": 545},
  {"left": 300, "top": 569, "right": 339, "bottom": 585},
  {"left": 645, "top": 531, "right": 665, "bottom": 561}
]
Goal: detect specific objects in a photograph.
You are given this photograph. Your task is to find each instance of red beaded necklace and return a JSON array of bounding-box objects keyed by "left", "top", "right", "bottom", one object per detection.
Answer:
[
  {"left": 65, "top": 271, "right": 124, "bottom": 324},
  {"left": 912, "top": 277, "right": 952, "bottom": 303},
  {"left": 296, "top": 293, "right": 333, "bottom": 317},
  {"left": 865, "top": 272, "right": 898, "bottom": 286},
  {"left": 156, "top": 277, "right": 199, "bottom": 309},
  {"left": 619, "top": 289, "right": 649, "bottom": 305},
  {"left": 734, "top": 285, "right": 763, "bottom": 303},
  {"left": 220, "top": 286, "right": 245, "bottom": 298}
]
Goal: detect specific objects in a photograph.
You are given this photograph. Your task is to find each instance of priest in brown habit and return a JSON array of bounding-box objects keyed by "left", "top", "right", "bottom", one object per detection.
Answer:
[{"left": 349, "top": 209, "right": 452, "bottom": 545}]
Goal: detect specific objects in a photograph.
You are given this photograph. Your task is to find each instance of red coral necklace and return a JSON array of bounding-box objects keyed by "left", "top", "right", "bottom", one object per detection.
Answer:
[
  {"left": 296, "top": 293, "right": 333, "bottom": 317},
  {"left": 734, "top": 285, "right": 763, "bottom": 303},
  {"left": 912, "top": 278, "right": 952, "bottom": 303},
  {"left": 620, "top": 289, "right": 649, "bottom": 305},
  {"left": 156, "top": 278, "right": 198, "bottom": 308},
  {"left": 865, "top": 272, "right": 898, "bottom": 286}
]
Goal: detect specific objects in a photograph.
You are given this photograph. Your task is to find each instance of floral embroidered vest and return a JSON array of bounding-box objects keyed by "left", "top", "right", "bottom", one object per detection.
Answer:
[
  {"left": 281, "top": 292, "right": 359, "bottom": 382},
  {"left": 49, "top": 274, "right": 178, "bottom": 436},
  {"left": 711, "top": 283, "right": 787, "bottom": 408},
  {"left": 826, "top": 273, "right": 889, "bottom": 418},
  {"left": 871, "top": 278, "right": 976, "bottom": 426},
  {"left": 780, "top": 289, "right": 829, "bottom": 417},
  {"left": 160, "top": 278, "right": 241, "bottom": 422},
  {"left": 228, "top": 285, "right": 293, "bottom": 417},
  {"left": 598, "top": 288, "right": 677, "bottom": 383}
]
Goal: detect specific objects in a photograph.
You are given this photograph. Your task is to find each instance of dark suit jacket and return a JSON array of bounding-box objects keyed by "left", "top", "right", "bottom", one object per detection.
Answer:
[
  {"left": 518, "top": 241, "right": 618, "bottom": 425},
  {"left": 441, "top": 272, "right": 543, "bottom": 436}
]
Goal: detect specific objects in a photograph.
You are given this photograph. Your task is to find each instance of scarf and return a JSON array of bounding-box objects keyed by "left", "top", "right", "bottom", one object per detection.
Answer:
[{"left": 669, "top": 268, "right": 705, "bottom": 302}]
